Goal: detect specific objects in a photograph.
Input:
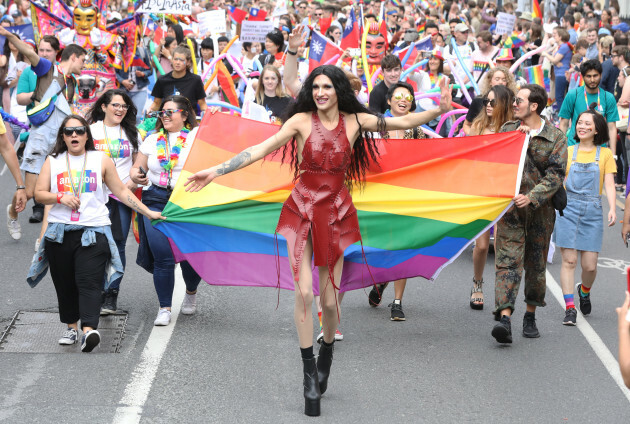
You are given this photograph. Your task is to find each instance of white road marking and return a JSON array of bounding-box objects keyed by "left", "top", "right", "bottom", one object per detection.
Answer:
[
  {"left": 546, "top": 270, "right": 630, "bottom": 403},
  {"left": 112, "top": 267, "right": 185, "bottom": 424}
]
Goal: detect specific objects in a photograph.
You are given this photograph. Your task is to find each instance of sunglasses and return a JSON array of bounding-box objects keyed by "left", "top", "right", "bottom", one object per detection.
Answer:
[
  {"left": 158, "top": 109, "right": 184, "bottom": 118},
  {"left": 392, "top": 92, "right": 414, "bottom": 102},
  {"left": 514, "top": 97, "right": 526, "bottom": 105},
  {"left": 483, "top": 98, "right": 497, "bottom": 107},
  {"left": 109, "top": 103, "right": 130, "bottom": 110},
  {"left": 63, "top": 126, "right": 87, "bottom": 136}
]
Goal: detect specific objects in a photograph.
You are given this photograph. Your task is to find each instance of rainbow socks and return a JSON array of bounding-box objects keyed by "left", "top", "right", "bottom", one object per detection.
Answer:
[
  {"left": 564, "top": 294, "right": 575, "bottom": 310},
  {"left": 579, "top": 285, "right": 591, "bottom": 297}
]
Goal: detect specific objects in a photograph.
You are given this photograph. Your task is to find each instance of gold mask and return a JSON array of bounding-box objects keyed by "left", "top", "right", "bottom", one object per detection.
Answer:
[{"left": 74, "top": 8, "right": 98, "bottom": 35}]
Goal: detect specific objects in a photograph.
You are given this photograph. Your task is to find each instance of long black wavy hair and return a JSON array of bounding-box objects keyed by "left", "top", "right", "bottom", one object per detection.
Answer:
[
  {"left": 86, "top": 89, "right": 139, "bottom": 151},
  {"left": 281, "top": 65, "right": 380, "bottom": 191}
]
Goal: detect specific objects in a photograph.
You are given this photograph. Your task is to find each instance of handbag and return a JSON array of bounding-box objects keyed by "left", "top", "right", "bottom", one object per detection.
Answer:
[
  {"left": 527, "top": 149, "right": 567, "bottom": 216},
  {"left": 617, "top": 105, "right": 629, "bottom": 132},
  {"left": 26, "top": 85, "right": 65, "bottom": 126}
]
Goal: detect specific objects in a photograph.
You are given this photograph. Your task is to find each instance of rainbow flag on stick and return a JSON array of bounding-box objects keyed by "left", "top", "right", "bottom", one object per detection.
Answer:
[
  {"left": 156, "top": 114, "right": 527, "bottom": 293},
  {"left": 524, "top": 64, "right": 551, "bottom": 93},
  {"left": 533, "top": 0, "right": 542, "bottom": 19}
]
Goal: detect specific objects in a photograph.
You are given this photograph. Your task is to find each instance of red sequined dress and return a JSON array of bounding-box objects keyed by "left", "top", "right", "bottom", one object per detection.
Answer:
[{"left": 276, "top": 113, "right": 361, "bottom": 286}]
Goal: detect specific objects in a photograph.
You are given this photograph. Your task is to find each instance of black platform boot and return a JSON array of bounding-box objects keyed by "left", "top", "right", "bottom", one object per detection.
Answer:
[
  {"left": 317, "top": 340, "right": 334, "bottom": 395},
  {"left": 302, "top": 357, "right": 321, "bottom": 416}
]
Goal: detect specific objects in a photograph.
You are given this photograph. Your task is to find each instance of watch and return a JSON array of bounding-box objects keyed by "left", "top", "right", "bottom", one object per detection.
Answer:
[{"left": 16, "top": 185, "right": 25, "bottom": 190}]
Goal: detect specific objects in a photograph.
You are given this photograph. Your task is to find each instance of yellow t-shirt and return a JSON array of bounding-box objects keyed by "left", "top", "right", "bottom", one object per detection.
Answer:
[
  {"left": 566, "top": 146, "right": 617, "bottom": 194},
  {"left": 0, "top": 115, "right": 7, "bottom": 135}
]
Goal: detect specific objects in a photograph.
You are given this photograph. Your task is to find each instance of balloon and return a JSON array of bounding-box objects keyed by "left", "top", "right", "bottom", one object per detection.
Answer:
[
  {"left": 225, "top": 54, "right": 248, "bottom": 81},
  {"left": 448, "top": 115, "right": 468, "bottom": 137},
  {"left": 371, "top": 67, "right": 381, "bottom": 86},
  {"left": 445, "top": 57, "right": 472, "bottom": 105},
  {"left": 324, "top": 54, "right": 340, "bottom": 65},
  {"left": 201, "top": 53, "right": 227, "bottom": 82},
  {"left": 206, "top": 101, "right": 242, "bottom": 114},
  {"left": 450, "top": 38, "right": 481, "bottom": 95},
  {"left": 510, "top": 44, "right": 549, "bottom": 73},
  {"left": 435, "top": 109, "right": 467, "bottom": 133},
  {"left": 421, "top": 125, "right": 442, "bottom": 138},
  {"left": 415, "top": 93, "right": 440, "bottom": 100},
  {"left": 401, "top": 59, "right": 428, "bottom": 80},
  {"left": 149, "top": 41, "right": 165, "bottom": 76},
  {"left": 400, "top": 41, "right": 416, "bottom": 67},
  {"left": 361, "top": 23, "right": 373, "bottom": 93},
  {"left": 187, "top": 38, "right": 197, "bottom": 75}
]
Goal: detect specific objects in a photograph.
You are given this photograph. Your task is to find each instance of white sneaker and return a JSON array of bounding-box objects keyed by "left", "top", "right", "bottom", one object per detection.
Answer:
[
  {"left": 6, "top": 204, "right": 21, "bottom": 240},
  {"left": 154, "top": 308, "right": 171, "bottom": 326},
  {"left": 181, "top": 293, "right": 197, "bottom": 315},
  {"left": 58, "top": 327, "right": 78, "bottom": 345}
]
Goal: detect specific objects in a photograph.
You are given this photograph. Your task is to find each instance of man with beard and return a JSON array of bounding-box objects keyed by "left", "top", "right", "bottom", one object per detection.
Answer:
[
  {"left": 491, "top": 84, "right": 568, "bottom": 344},
  {"left": 559, "top": 60, "right": 619, "bottom": 156}
]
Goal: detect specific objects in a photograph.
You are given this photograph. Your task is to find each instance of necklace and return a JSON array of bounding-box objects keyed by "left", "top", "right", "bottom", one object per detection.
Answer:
[
  {"left": 103, "top": 122, "right": 123, "bottom": 163},
  {"left": 156, "top": 128, "right": 190, "bottom": 172}
]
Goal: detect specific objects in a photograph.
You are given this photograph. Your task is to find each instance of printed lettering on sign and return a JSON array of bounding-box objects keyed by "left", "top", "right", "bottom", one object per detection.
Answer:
[
  {"left": 56, "top": 170, "right": 98, "bottom": 193},
  {"left": 137, "top": 0, "right": 192, "bottom": 16}
]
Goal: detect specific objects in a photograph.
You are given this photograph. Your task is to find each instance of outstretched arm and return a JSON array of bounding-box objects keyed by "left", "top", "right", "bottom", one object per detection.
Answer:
[
  {"left": 359, "top": 77, "right": 452, "bottom": 132},
  {"left": 0, "top": 26, "right": 40, "bottom": 67},
  {"left": 184, "top": 115, "right": 300, "bottom": 192}
]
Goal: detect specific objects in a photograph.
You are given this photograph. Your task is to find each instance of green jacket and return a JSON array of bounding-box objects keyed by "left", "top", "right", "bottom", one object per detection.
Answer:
[{"left": 500, "top": 119, "right": 568, "bottom": 210}]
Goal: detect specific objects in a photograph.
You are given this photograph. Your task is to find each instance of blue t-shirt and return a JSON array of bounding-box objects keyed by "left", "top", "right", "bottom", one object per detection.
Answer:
[
  {"left": 554, "top": 43, "right": 572, "bottom": 75},
  {"left": 559, "top": 86, "right": 619, "bottom": 145}
]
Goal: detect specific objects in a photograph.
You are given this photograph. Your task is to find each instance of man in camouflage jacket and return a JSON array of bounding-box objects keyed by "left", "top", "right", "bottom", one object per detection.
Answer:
[{"left": 491, "top": 84, "right": 568, "bottom": 344}]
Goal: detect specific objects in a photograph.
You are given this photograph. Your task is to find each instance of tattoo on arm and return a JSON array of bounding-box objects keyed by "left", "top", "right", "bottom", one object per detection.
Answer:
[
  {"left": 127, "top": 194, "right": 143, "bottom": 214},
  {"left": 215, "top": 148, "right": 253, "bottom": 176}
]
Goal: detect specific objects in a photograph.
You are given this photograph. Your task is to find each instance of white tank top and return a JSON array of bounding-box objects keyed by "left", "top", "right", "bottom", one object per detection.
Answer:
[{"left": 48, "top": 151, "right": 111, "bottom": 226}]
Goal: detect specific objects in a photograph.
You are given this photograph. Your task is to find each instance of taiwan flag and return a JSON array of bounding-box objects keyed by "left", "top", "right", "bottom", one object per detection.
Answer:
[
  {"left": 228, "top": 5, "right": 247, "bottom": 24},
  {"left": 340, "top": 7, "right": 360, "bottom": 50},
  {"left": 308, "top": 31, "right": 344, "bottom": 72},
  {"left": 248, "top": 7, "right": 268, "bottom": 21},
  {"left": 392, "top": 35, "right": 433, "bottom": 64}
]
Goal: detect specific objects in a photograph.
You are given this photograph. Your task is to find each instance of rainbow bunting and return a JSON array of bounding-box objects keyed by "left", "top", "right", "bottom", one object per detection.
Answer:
[
  {"left": 523, "top": 65, "right": 550, "bottom": 93},
  {"left": 473, "top": 61, "right": 489, "bottom": 73},
  {"left": 155, "top": 114, "right": 528, "bottom": 293}
]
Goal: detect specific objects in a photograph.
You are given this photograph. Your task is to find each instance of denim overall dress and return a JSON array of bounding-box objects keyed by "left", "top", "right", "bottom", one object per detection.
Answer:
[{"left": 555, "top": 146, "right": 603, "bottom": 252}]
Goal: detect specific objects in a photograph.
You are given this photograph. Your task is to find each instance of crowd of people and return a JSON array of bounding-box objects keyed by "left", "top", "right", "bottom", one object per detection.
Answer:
[{"left": 1, "top": 0, "right": 630, "bottom": 416}]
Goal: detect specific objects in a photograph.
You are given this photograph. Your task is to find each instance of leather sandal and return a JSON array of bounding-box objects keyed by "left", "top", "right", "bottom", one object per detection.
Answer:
[{"left": 470, "top": 278, "right": 484, "bottom": 310}]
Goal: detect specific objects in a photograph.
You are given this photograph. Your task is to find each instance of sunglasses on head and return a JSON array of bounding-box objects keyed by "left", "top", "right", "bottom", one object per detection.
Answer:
[
  {"left": 392, "top": 92, "right": 414, "bottom": 102},
  {"left": 158, "top": 109, "right": 184, "bottom": 118},
  {"left": 483, "top": 98, "right": 497, "bottom": 107},
  {"left": 63, "top": 126, "right": 87, "bottom": 136}
]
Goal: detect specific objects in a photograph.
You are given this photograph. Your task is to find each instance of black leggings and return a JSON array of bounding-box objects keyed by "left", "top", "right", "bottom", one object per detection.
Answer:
[{"left": 45, "top": 230, "right": 110, "bottom": 329}]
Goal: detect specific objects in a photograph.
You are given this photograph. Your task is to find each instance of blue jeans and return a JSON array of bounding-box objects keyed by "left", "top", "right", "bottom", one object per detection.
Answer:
[
  {"left": 554, "top": 75, "right": 569, "bottom": 112},
  {"left": 105, "top": 199, "right": 133, "bottom": 290},
  {"left": 129, "top": 89, "right": 148, "bottom": 125},
  {"left": 142, "top": 187, "right": 201, "bottom": 307}
]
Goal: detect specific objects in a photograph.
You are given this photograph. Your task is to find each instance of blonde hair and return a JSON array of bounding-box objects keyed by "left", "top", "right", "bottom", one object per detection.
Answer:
[
  {"left": 255, "top": 65, "right": 289, "bottom": 104},
  {"left": 479, "top": 66, "right": 518, "bottom": 96}
]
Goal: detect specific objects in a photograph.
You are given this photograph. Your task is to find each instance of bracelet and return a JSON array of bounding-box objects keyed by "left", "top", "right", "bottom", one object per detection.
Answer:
[
  {"left": 16, "top": 185, "right": 25, "bottom": 190},
  {"left": 287, "top": 50, "right": 298, "bottom": 56},
  {"left": 57, "top": 193, "right": 63, "bottom": 204}
]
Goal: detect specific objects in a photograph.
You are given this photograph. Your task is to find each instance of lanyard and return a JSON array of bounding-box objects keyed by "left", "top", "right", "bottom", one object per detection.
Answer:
[
  {"left": 103, "top": 123, "right": 122, "bottom": 162},
  {"left": 584, "top": 87, "right": 602, "bottom": 112},
  {"left": 162, "top": 133, "right": 173, "bottom": 182},
  {"left": 57, "top": 65, "right": 70, "bottom": 101},
  {"left": 66, "top": 151, "right": 88, "bottom": 198}
]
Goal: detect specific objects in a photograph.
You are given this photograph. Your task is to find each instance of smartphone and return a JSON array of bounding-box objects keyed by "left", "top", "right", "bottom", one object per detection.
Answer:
[
  {"left": 139, "top": 166, "right": 147, "bottom": 177},
  {"left": 421, "top": 51, "right": 432, "bottom": 59}
]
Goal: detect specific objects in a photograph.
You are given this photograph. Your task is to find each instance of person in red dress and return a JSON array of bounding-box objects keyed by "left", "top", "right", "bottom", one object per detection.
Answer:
[{"left": 185, "top": 65, "right": 452, "bottom": 417}]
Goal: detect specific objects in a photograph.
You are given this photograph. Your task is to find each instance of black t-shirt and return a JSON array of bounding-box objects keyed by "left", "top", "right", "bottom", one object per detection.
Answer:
[
  {"left": 257, "top": 94, "right": 291, "bottom": 122},
  {"left": 368, "top": 81, "right": 390, "bottom": 114},
  {"left": 465, "top": 96, "right": 485, "bottom": 124},
  {"left": 151, "top": 71, "right": 206, "bottom": 110}
]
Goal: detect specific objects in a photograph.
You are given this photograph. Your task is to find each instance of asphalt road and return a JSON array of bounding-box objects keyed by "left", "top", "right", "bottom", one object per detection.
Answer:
[{"left": 1, "top": 171, "right": 630, "bottom": 423}]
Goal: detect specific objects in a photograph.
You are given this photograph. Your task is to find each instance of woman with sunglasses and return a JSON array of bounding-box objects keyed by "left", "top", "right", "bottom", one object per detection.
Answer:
[
  {"left": 555, "top": 109, "right": 616, "bottom": 326},
  {"left": 130, "top": 95, "right": 203, "bottom": 326},
  {"left": 86, "top": 89, "right": 139, "bottom": 315},
  {"left": 466, "top": 85, "right": 514, "bottom": 310},
  {"left": 367, "top": 81, "right": 427, "bottom": 321},
  {"left": 30, "top": 115, "right": 163, "bottom": 352}
]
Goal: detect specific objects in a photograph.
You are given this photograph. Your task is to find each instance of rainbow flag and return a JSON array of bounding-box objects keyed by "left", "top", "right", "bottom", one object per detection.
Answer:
[
  {"left": 390, "top": 0, "right": 402, "bottom": 6},
  {"left": 473, "top": 61, "right": 489, "bottom": 73},
  {"left": 155, "top": 114, "right": 527, "bottom": 293},
  {"left": 533, "top": 0, "right": 542, "bottom": 19},
  {"left": 524, "top": 65, "right": 551, "bottom": 93}
]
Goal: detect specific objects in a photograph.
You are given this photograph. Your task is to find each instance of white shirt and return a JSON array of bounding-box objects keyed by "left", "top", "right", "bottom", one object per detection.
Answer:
[
  {"left": 90, "top": 121, "right": 136, "bottom": 187},
  {"left": 140, "top": 127, "right": 198, "bottom": 189}
]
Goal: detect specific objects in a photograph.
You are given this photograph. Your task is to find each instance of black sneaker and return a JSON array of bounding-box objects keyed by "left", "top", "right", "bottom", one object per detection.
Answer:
[
  {"left": 101, "top": 289, "right": 119, "bottom": 315},
  {"left": 522, "top": 312, "right": 540, "bottom": 338},
  {"left": 491, "top": 315, "right": 512, "bottom": 343},
  {"left": 368, "top": 283, "right": 388, "bottom": 307},
  {"left": 563, "top": 308, "right": 577, "bottom": 326},
  {"left": 389, "top": 301, "right": 405, "bottom": 321},
  {"left": 81, "top": 330, "right": 101, "bottom": 353},
  {"left": 576, "top": 284, "right": 591, "bottom": 316}
]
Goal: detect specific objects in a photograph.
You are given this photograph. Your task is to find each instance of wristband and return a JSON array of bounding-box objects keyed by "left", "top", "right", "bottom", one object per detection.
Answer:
[
  {"left": 57, "top": 193, "right": 63, "bottom": 204},
  {"left": 287, "top": 50, "right": 298, "bottom": 56},
  {"left": 16, "top": 185, "right": 25, "bottom": 190}
]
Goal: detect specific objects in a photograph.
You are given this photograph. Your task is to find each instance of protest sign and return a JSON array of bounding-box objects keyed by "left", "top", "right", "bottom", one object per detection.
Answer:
[
  {"left": 495, "top": 12, "right": 516, "bottom": 35},
  {"left": 138, "top": 0, "right": 192, "bottom": 15},
  {"left": 197, "top": 10, "right": 227, "bottom": 35},
  {"left": 240, "top": 20, "right": 275, "bottom": 42}
]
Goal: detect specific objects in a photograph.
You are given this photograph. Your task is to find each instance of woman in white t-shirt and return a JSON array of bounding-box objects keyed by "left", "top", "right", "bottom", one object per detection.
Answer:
[
  {"left": 32, "top": 114, "right": 162, "bottom": 352},
  {"left": 130, "top": 95, "right": 202, "bottom": 327},
  {"left": 86, "top": 89, "right": 140, "bottom": 315}
]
